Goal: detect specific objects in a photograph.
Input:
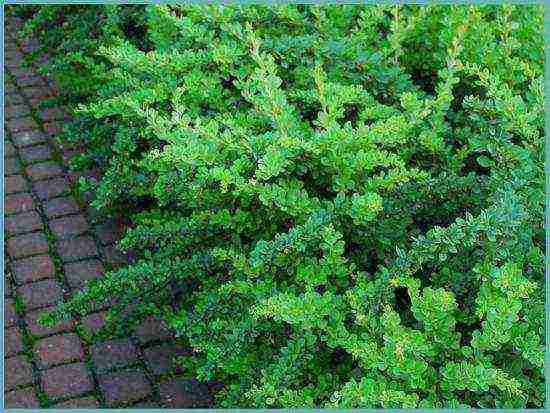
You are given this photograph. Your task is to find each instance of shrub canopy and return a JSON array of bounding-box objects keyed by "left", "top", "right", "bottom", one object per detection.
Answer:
[{"left": 15, "top": 4, "right": 545, "bottom": 408}]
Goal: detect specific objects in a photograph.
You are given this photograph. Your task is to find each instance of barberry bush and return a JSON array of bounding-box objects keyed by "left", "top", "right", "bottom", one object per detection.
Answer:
[{"left": 14, "top": 4, "right": 545, "bottom": 408}]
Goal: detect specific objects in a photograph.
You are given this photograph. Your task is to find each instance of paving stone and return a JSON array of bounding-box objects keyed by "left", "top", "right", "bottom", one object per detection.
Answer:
[
  {"left": 12, "top": 130, "right": 48, "bottom": 147},
  {"left": 91, "top": 339, "right": 138, "bottom": 372},
  {"left": 33, "top": 177, "right": 71, "bottom": 200},
  {"left": 5, "top": 356, "right": 33, "bottom": 390},
  {"left": 43, "top": 121, "right": 63, "bottom": 136},
  {"left": 5, "top": 298, "right": 18, "bottom": 327},
  {"left": 45, "top": 196, "right": 80, "bottom": 218},
  {"left": 5, "top": 141, "right": 16, "bottom": 157},
  {"left": 5, "top": 93, "right": 25, "bottom": 105},
  {"left": 4, "top": 388, "right": 40, "bottom": 408},
  {"left": 6, "top": 211, "right": 44, "bottom": 236},
  {"left": 5, "top": 175, "right": 27, "bottom": 194},
  {"left": 64, "top": 259, "right": 104, "bottom": 289},
  {"left": 5, "top": 104, "right": 31, "bottom": 120},
  {"left": 143, "top": 344, "right": 189, "bottom": 376},
  {"left": 103, "top": 244, "right": 135, "bottom": 267},
  {"left": 57, "top": 236, "right": 98, "bottom": 262},
  {"left": 23, "top": 86, "right": 50, "bottom": 100},
  {"left": 34, "top": 333, "right": 84, "bottom": 368},
  {"left": 4, "top": 156, "right": 21, "bottom": 175},
  {"left": 99, "top": 370, "right": 152, "bottom": 406},
  {"left": 26, "top": 161, "right": 63, "bottom": 181},
  {"left": 54, "top": 397, "right": 100, "bottom": 408},
  {"left": 159, "top": 378, "right": 213, "bottom": 408},
  {"left": 135, "top": 316, "right": 173, "bottom": 345},
  {"left": 26, "top": 306, "right": 75, "bottom": 337},
  {"left": 50, "top": 214, "right": 89, "bottom": 238},
  {"left": 94, "top": 220, "right": 123, "bottom": 245},
  {"left": 17, "top": 279, "right": 63, "bottom": 310},
  {"left": 80, "top": 311, "right": 107, "bottom": 335},
  {"left": 13, "top": 255, "right": 55, "bottom": 284},
  {"left": 5, "top": 327, "right": 24, "bottom": 357},
  {"left": 40, "top": 107, "right": 66, "bottom": 121},
  {"left": 42, "top": 363, "right": 94, "bottom": 399},
  {"left": 6, "top": 116, "right": 39, "bottom": 133},
  {"left": 19, "top": 144, "right": 52, "bottom": 163},
  {"left": 5, "top": 193, "right": 34, "bottom": 215},
  {"left": 7, "top": 232, "right": 49, "bottom": 259}
]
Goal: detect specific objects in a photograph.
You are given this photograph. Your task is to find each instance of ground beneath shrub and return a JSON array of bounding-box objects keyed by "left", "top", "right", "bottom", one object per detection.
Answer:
[{"left": 4, "top": 15, "right": 213, "bottom": 409}]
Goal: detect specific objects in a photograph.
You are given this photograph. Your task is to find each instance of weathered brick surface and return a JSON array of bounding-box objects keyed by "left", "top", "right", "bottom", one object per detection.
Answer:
[
  {"left": 5, "top": 356, "right": 33, "bottom": 390},
  {"left": 4, "top": 388, "right": 40, "bottom": 408},
  {"left": 7, "top": 232, "right": 49, "bottom": 259},
  {"left": 13, "top": 255, "right": 55, "bottom": 284},
  {"left": 54, "top": 396, "right": 100, "bottom": 408},
  {"left": 45, "top": 196, "right": 80, "bottom": 218},
  {"left": 20, "top": 144, "right": 52, "bottom": 163},
  {"left": 6, "top": 116, "right": 39, "bottom": 133},
  {"left": 5, "top": 175, "right": 27, "bottom": 194},
  {"left": 80, "top": 311, "right": 107, "bottom": 335},
  {"left": 17, "top": 279, "right": 63, "bottom": 310},
  {"left": 5, "top": 298, "right": 18, "bottom": 327},
  {"left": 6, "top": 211, "right": 44, "bottom": 236},
  {"left": 26, "top": 306, "right": 75, "bottom": 337},
  {"left": 99, "top": 370, "right": 152, "bottom": 406},
  {"left": 50, "top": 214, "right": 89, "bottom": 238},
  {"left": 41, "top": 363, "right": 94, "bottom": 398},
  {"left": 26, "top": 161, "right": 63, "bottom": 181},
  {"left": 64, "top": 259, "right": 104, "bottom": 289},
  {"left": 34, "top": 333, "right": 84, "bottom": 368},
  {"left": 4, "top": 156, "right": 21, "bottom": 175},
  {"left": 5, "top": 141, "right": 16, "bottom": 157},
  {"left": 5, "top": 326, "right": 25, "bottom": 357},
  {"left": 57, "top": 236, "right": 98, "bottom": 262},
  {"left": 159, "top": 378, "right": 213, "bottom": 408},
  {"left": 12, "top": 130, "right": 48, "bottom": 147},
  {"left": 135, "top": 316, "right": 173, "bottom": 345},
  {"left": 5, "top": 103, "right": 31, "bottom": 120},
  {"left": 33, "top": 177, "right": 71, "bottom": 200},
  {"left": 5, "top": 193, "right": 34, "bottom": 215},
  {"left": 91, "top": 339, "right": 138, "bottom": 372},
  {"left": 143, "top": 344, "right": 189, "bottom": 376}
]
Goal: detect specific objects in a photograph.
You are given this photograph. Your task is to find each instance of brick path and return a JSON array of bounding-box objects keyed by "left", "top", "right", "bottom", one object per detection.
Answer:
[{"left": 4, "top": 15, "right": 213, "bottom": 408}]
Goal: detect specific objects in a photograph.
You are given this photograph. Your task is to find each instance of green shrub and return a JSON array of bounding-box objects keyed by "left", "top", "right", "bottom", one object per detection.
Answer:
[{"left": 17, "top": 4, "right": 545, "bottom": 408}]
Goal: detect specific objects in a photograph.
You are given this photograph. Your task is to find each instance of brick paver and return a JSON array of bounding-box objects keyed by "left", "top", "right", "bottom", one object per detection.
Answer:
[{"left": 3, "top": 14, "right": 213, "bottom": 408}]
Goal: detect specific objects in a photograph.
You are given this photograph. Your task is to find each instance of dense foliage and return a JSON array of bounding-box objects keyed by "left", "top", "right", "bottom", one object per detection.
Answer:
[{"left": 13, "top": 4, "right": 545, "bottom": 408}]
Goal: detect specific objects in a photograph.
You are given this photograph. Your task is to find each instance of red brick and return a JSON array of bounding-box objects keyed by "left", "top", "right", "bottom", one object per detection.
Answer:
[
  {"left": 20, "top": 144, "right": 52, "bottom": 163},
  {"left": 143, "top": 344, "right": 189, "bottom": 376},
  {"left": 41, "top": 363, "right": 93, "bottom": 398},
  {"left": 54, "top": 397, "right": 99, "bottom": 408},
  {"left": 49, "top": 215, "right": 89, "bottom": 238},
  {"left": 12, "top": 130, "right": 48, "bottom": 147},
  {"left": 26, "top": 306, "right": 74, "bottom": 337},
  {"left": 57, "top": 236, "right": 98, "bottom": 262},
  {"left": 5, "top": 298, "right": 18, "bottom": 327},
  {"left": 5, "top": 175, "right": 27, "bottom": 194},
  {"left": 4, "top": 387, "right": 40, "bottom": 408},
  {"left": 45, "top": 196, "right": 80, "bottom": 218},
  {"left": 7, "top": 232, "right": 49, "bottom": 259},
  {"left": 5, "top": 193, "right": 34, "bottom": 215},
  {"left": 26, "top": 161, "right": 63, "bottom": 181},
  {"left": 135, "top": 316, "right": 173, "bottom": 345},
  {"left": 33, "top": 177, "right": 71, "bottom": 200},
  {"left": 34, "top": 334, "right": 84, "bottom": 368},
  {"left": 5, "top": 327, "right": 24, "bottom": 356},
  {"left": 5, "top": 356, "right": 33, "bottom": 390},
  {"left": 6, "top": 211, "right": 43, "bottom": 236},
  {"left": 159, "top": 378, "right": 213, "bottom": 408},
  {"left": 99, "top": 370, "right": 152, "bottom": 406},
  {"left": 6, "top": 116, "right": 39, "bottom": 133},
  {"left": 17, "top": 279, "right": 63, "bottom": 310},
  {"left": 91, "top": 339, "right": 138, "bottom": 372},
  {"left": 64, "top": 259, "right": 104, "bottom": 289},
  {"left": 13, "top": 255, "right": 55, "bottom": 284}
]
